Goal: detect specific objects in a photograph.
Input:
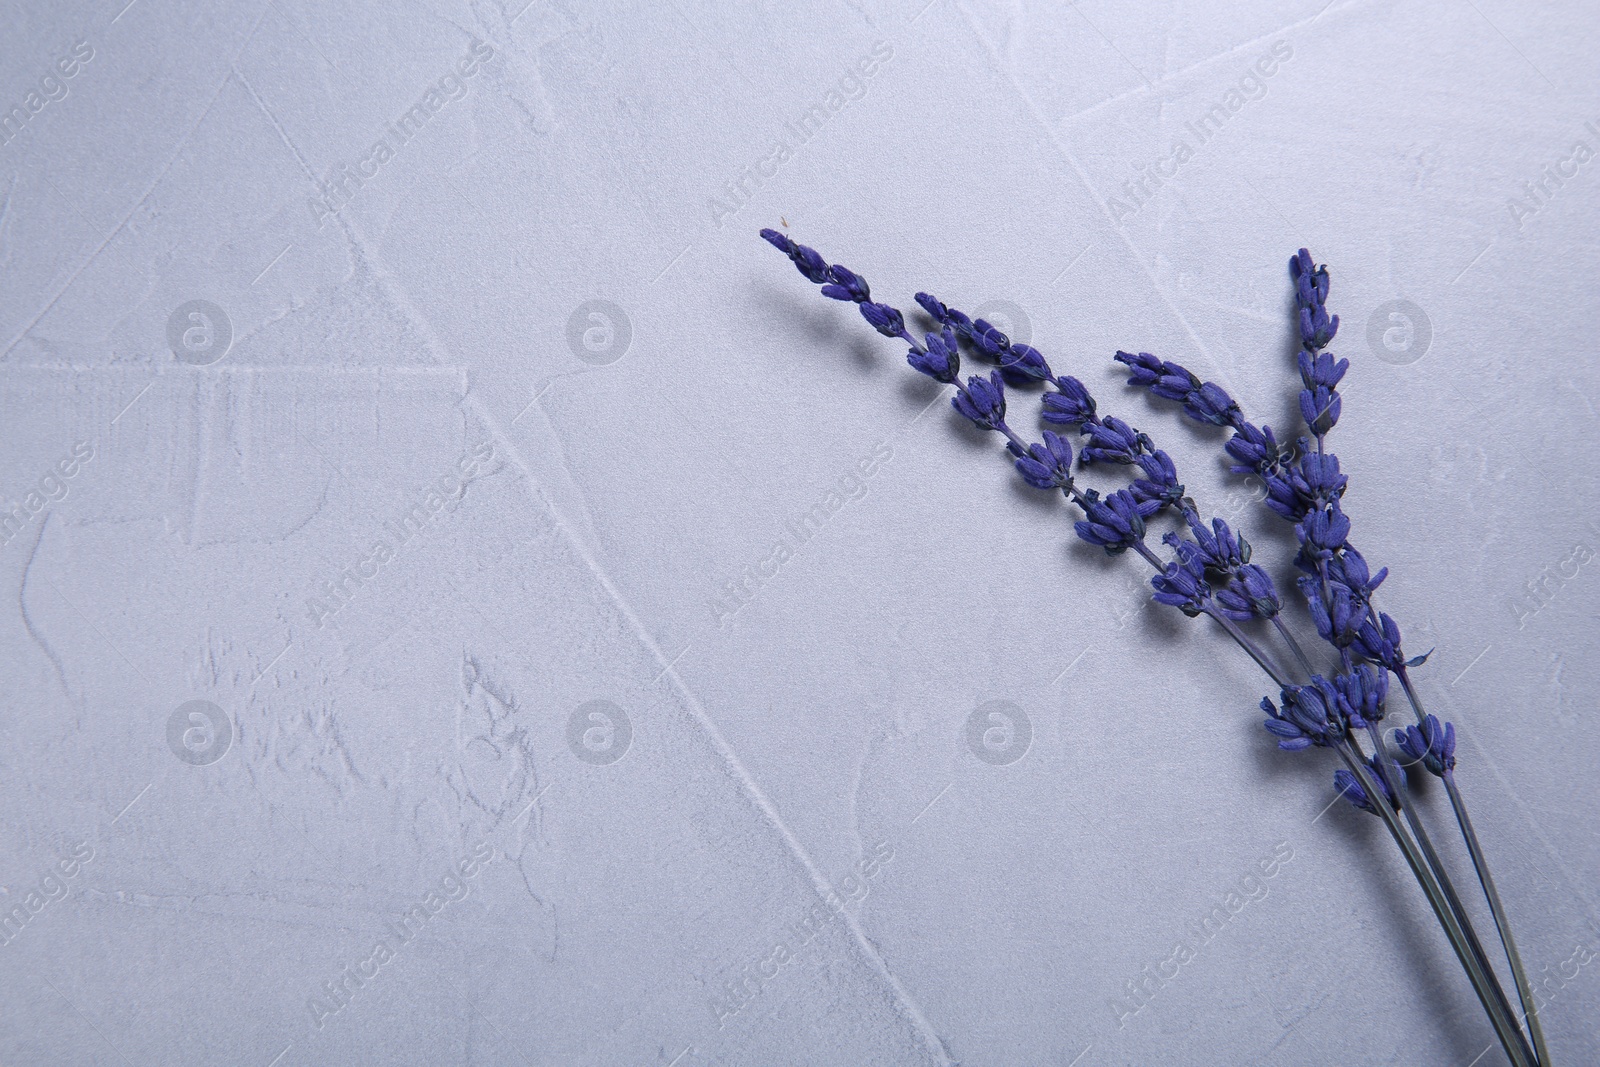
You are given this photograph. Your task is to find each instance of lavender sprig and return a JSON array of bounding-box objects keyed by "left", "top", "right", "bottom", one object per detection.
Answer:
[
  {"left": 759, "top": 230, "right": 1543, "bottom": 1063},
  {"left": 1113, "top": 249, "right": 1545, "bottom": 1065},
  {"left": 762, "top": 228, "right": 1300, "bottom": 689}
]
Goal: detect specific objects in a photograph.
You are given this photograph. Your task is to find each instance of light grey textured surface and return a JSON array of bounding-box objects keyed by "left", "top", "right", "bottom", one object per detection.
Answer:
[{"left": 2, "top": 1, "right": 1597, "bottom": 1064}]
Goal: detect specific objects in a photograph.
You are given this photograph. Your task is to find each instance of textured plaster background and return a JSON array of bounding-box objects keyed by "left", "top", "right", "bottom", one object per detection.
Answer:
[{"left": 1, "top": 0, "right": 1598, "bottom": 1064}]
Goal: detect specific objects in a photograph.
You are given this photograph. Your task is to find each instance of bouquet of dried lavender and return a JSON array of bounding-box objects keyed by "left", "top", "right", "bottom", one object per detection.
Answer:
[{"left": 760, "top": 230, "right": 1550, "bottom": 1066}]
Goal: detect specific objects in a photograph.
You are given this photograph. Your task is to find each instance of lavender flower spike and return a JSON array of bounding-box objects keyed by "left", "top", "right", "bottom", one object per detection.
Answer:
[{"left": 758, "top": 228, "right": 907, "bottom": 339}]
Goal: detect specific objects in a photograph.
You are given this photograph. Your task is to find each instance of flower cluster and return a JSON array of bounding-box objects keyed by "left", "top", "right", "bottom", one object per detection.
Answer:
[
  {"left": 1156, "top": 517, "right": 1281, "bottom": 622},
  {"left": 762, "top": 232, "right": 1432, "bottom": 793},
  {"left": 1111, "top": 250, "right": 1445, "bottom": 796},
  {"left": 1335, "top": 757, "right": 1398, "bottom": 814},
  {"left": 1259, "top": 667, "right": 1388, "bottom": 751},
  {"left": 1395, "top": 714, "right": 1457, "bottom": 777},
  {"left": 760, "top": 229, "right": 907, "bottom": 339}
]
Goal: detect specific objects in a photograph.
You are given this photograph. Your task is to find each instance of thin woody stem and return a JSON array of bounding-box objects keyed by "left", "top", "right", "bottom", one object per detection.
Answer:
[
  {"left": 1395, "top": 668, "right": 1551, "bottom": 1067},
  {"left": 1444, "top": 770, "right": 1551, "bottom": 1067},
  {"left": 1363, "top": 723, "right": 1528, "bottom": 1058},
  {"left": 1335, "top": 742, "right": 1536, "bottom": 1067}
]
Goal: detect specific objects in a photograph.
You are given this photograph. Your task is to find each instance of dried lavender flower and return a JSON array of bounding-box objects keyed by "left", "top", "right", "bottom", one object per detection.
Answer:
[
  {"left": 1073, "top": 489, "right": 1155, "bottom": 554},
  {"left": 1335, "top": 757, "right": 1397, "bottom": 814},
  {"left": 953, "top": 370, "right": 1008, "bottom": 430},
  {"left": 1395, "top": 714, "right": 1458, "bottom": 777},
  {"left": 908, "top": 326, "right": 961, "bottom": 383},
  {"left": 759, "top": 230, "right": 1546, "bottom": 1067},
  {"left": 1010, "top": 431, "right": 1075, "bottom": 491},
  {"left": 1041, "top": 376, "right": 1098, "bottom": 426}
]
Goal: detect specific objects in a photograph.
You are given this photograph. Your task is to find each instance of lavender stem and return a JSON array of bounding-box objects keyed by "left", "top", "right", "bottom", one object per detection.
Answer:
[
  {"left": 1335, "top": 741, "right": 1538, "bottom": 1067},
  {"left": 1397, "top": 668, "right": 1552, "bottom": 1067}
]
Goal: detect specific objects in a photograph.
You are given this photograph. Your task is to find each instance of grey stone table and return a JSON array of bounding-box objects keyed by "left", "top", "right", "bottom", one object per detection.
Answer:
[{"left": 1, "top": 0, "right": 1596, "bottom": 1064}]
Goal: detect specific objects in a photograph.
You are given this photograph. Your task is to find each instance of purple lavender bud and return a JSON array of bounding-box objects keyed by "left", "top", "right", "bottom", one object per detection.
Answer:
[
  {"left": 1152, "top": 560, "right": 1209, "bottom": 616},
  {"left": 1290, "top": 248, "right": 1339, "bottom": 351},
  {"left": 1113, "top": 350, "right": 1191, "bottom": 401},
  {"left": 821, "top": 264, "right": 871, "bottom": 303},
  {"left": 952, "top": 370, "right": 1007, "bottom": 430},
  {"left": 1080, "top": 416, "right": 1147, "bottom": 465},
  {"left": 1329, "top": 548, "right": 1386, "bottom": 598},
  {"left": 1189, "top": 516, "right": 1247, "bottom": 571},
  {"left": 909, "top": 326, "right": 960, "bottom": 383},
  {"left": 1225, "top": 421, "right": 1285, "bottom": 476},
  {"left": 1293, "top": 268, "right": 1317, "bottom": 309},
  {"left": 1310, "top": 674, "right": 1349, "bottom": 730},
  {"left": 914, "top": 292, "right": 951, "bottom": 322},
  {"left": 1000, "top": 343, "right": 1052, "bottom": 384},
  {"left": 1334, "top": 758, "right": 1395, "bottom": 814},
  {"left": 760, "top": 229, "right": 832, "bottom": 285},
  {"left": 1264, "top": 720, "right": 1315, "bottom": 751},
  {"left": 914, "top": 292, "right": 978, "bottom": 343},
  {"left": 1216, "top": 564, "right": 1281, "bottom": 621},
  {"left": 1262, "top": 682, "right": 1340, "bottom": 750},
  {"left": 1335, "top": 665, "right": 1389, "bottom": 729},
  {"left": 859, "top": 301, "right": 905, "bottom": 338},
  {"left": 1114, "top": 350, "right": 1166, "bottom": 389},
  {"left": 1354, "top": 611, "right": 1405, "bottom": 670},
  {"left": 1393, "top": 714, "right": 1456, "bottom": 776},
  {"left": 1290, "top": 251, "right": 1329, "bottom": 305},
  {"left": 1300, "top": 386, "right": 1342, "bottom": 435},
  {"left": 1302, "top": 577, "right": 1333, "bottom": 641},
  {"left": 1333, "top": 769, "right": 1370, "bottom": 811},
  {"left": 1264, "top": 474, "right": 1304, "bottom": 521},
  {"left": 1298, "top": 351, "right": 1349, "bottom": 391},
  {"left": 1041, "top": 376, "right": 1097, "bottom": 426},
  {"left": 1073, "top": 489, "right": 1154, "bottom": 555},
  {"left": 1161, "top": 532, "right": 1207, "bottom": 575},
  {"left": 1296, "top": 503, "right": 1351, "bottom": 561},
  {"left": 1185, "top": 382, "right": 1240, "bottom": 427},
  {"left": 1331, "top": 583, "right": 1360, "bottom": 645},
  {"left": 1302, "top": 577, "right": 1358, "bottom": 647},
  {"left": 1298, "top": 306, "right": 1340, "bottom": 350},
  {"left": 1011, "top": 430, "right": 1074, "bottom": 491},
  {"left": 1290, "top": 247, "right": 1316, "bottom": 285},
  {"left": 1294, "top": 453, "right": 1348, "bottom": 503},
  {"left": 968, "top": 319, "right": 1009, "bottom": 361},
  {"left": 1130, "top": 450, "right": 1185, "bottom": 510}
]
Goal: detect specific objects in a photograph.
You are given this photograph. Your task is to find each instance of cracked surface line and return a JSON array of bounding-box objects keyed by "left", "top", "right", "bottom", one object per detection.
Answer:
[
  {"left": 1, "top": 2, "right": 276, "bottom": 360},
  {"left": 1043, "top": 1, "right": 1361, "bottom": 132},
  {"left": 951, "top": 0, "right": 1243, "bottom": 397},
  {"left": 464, "top": 394, "right": 955, "bottom": 1065}
]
